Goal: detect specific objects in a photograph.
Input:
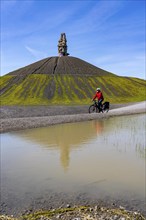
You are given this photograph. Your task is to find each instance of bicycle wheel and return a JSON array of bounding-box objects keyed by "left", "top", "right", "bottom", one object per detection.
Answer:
[{"left": 89, "top": 104, "right": 97, "bottom": 113}]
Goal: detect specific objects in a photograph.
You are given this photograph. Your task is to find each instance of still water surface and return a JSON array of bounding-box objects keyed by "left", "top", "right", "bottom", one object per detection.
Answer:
[{"left": 1, "top": 114, "right": 145, "bottom": 214}]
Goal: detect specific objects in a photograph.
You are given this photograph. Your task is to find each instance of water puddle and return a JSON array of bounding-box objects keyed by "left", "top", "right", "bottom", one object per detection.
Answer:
[{"left": 1, "top": 114, "right": 145, "bottom": 215}]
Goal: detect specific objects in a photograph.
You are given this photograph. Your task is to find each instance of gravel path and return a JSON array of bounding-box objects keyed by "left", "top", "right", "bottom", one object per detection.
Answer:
[{"left": 0, "top": 101, "right": 145, "bottom": 133}]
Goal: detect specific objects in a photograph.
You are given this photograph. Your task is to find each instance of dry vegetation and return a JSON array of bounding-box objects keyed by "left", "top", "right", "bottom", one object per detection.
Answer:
[{"left": 0, "top": 206, "right": 145, "bottom": 220}]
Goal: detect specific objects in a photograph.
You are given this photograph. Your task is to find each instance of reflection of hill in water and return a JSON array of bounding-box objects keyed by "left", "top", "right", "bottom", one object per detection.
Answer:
[
  {"left": 12, "top": 115, "right": 145, "bottom": 170},
  {"left": 15, "top": 120, "right": 104, "bottom": 170}
]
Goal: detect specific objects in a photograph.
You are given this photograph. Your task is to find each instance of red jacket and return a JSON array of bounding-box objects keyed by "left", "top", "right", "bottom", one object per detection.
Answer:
[{"left": 93, "top": 91, "right": 104, "bottom": 101}]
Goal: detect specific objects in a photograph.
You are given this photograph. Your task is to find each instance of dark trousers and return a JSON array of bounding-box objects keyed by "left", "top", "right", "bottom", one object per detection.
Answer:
[{"left": 98, "top": 99, "right": 103, "bottom": 110}]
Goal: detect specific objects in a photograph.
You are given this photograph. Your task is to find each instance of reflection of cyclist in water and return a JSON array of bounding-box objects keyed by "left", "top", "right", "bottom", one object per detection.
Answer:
[
  {"left": 93, "top": 120, "right": 104, "bottom": 135},
  {"left": 92, "top": 88, "right": 104, "bottom": 112}
]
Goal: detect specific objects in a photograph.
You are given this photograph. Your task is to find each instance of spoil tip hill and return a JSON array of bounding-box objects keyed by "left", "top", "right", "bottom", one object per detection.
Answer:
[{"left": 0, "top": 56, "right": 145, "bottom": 105}]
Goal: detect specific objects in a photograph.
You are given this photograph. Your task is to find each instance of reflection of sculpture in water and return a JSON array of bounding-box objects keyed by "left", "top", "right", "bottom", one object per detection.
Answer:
[
  {"left": 16, "top": 122, "right": 97, "bottom": 171},
  {"left": 60, "top": 143, "right": 70, "bottom": 172},
  {"left": 53, "top": 123, "right": 98, "bottom": 171}
]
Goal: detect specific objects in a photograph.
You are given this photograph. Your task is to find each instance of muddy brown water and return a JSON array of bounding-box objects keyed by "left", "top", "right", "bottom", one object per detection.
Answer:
[{"left": 1, "top": 114, "right": 145, "bottom": 216}]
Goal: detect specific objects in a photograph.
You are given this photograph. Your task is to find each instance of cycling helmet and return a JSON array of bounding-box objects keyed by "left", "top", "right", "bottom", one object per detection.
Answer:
[{"left": 96, "top": 88, "right": 100, "bottom": 91}]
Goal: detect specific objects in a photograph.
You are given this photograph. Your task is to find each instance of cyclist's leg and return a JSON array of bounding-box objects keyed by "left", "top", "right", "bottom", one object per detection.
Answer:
[{"left": 98, "top": 99, "right": 103, "bottom": 112}]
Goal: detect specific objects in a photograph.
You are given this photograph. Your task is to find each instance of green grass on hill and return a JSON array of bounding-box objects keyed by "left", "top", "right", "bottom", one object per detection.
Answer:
[{"left": 0, "top": 74, "right": 145, "bottom": 105}]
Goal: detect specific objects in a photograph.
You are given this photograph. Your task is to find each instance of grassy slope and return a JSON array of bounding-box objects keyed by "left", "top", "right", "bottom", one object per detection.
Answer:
[{"left": 0, "top": 74, "right": 146, "bottom": 105}]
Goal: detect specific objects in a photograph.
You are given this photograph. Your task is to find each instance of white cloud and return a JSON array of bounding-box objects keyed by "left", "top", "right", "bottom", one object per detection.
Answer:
[
  {"left": 25, "top": 46, "right": 47, "bottom": 59},
  {"left": 1, "top": 1, "right": 83, "bottom": 40},
  {"left": 67, "top": 1, "right": 123, "bottom": 36},
  {"left": 93, "top": 55, "right": 145, "bottom": 79}
]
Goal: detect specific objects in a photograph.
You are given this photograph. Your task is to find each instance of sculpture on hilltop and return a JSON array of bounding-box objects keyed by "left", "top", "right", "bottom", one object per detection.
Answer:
[{"left": 58, "top": 33, "right": 69, "bottom": 56}]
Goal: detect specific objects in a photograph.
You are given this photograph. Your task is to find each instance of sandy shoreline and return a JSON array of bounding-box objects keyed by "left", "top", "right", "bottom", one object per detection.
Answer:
[{"left": 0, "top": 101, "right": 145, "bottom": 133}]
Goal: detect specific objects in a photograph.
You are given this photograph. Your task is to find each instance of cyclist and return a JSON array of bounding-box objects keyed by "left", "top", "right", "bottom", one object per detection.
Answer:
[{"left": 92, "top": 88, "right": 104, "bottom": 112}]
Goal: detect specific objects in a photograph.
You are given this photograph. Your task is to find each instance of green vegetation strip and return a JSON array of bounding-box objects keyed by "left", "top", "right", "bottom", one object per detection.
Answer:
[{"left": 0, "top": 74, "right": 146, "bottom": 105}]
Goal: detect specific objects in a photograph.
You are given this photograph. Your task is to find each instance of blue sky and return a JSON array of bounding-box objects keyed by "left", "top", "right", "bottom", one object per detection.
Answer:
[{"left": 1, "top": 0, "right": 145, "bottom": 79}]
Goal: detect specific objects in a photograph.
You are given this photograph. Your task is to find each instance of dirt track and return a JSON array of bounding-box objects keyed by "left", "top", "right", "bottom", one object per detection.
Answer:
[{"left": 0, "top": 101, "right": 145, "bottom": 133}]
